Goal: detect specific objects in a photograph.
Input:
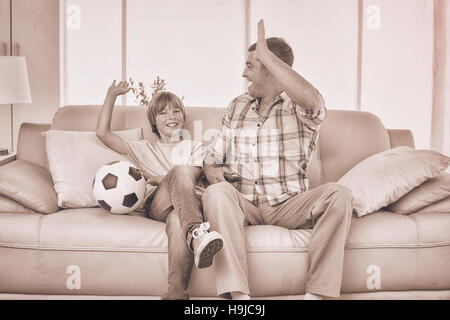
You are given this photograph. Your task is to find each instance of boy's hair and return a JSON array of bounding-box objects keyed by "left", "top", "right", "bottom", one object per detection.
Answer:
[
  {"left": 146, "top": 91, "right": 186, "bottom": 138},
  {"left": 248, "top": 37, "right": 294, "bottom": 67}
]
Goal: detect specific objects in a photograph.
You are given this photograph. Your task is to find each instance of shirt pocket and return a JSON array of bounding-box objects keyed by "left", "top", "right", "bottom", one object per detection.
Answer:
[{"left": 280, "top": 138, "right": 309, "bottom": 175}]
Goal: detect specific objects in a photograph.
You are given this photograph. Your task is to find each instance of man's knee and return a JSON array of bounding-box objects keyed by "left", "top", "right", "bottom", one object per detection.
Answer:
[
  {"left": 323, "top": 183, "right": 352, "bottom": 201},
  {"left": 324, "top": 183, "right": 353, "bottom": 218}
]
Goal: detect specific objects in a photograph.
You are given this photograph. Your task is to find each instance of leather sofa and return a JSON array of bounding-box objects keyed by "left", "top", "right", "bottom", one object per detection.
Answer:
[{"left": 0, "top": 105, "right": 449, "bottom": 300}]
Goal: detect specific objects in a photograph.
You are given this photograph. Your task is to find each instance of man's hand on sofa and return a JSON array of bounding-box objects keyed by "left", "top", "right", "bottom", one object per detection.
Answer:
[{"left": 0, "top": 160, "right": 59, "bottom": 214}]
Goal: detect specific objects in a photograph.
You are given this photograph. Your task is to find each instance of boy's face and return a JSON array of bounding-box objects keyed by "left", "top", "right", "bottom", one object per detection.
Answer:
[{"left": 155, "top": 104, "right": 184, "bottom": 142}]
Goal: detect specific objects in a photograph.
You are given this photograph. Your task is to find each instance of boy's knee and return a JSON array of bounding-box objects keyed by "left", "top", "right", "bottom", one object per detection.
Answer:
[
  {"left": 202, "top": 181, "right": 235, "bottom": 203},
  {"left": 168, "top": 165, "right": 190, "bottom": 177}
]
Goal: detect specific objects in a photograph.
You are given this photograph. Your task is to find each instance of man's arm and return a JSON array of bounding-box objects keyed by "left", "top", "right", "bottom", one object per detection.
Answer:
[
  {"left": 96, "top": 80, "right": 131, "bottom": 155},
  {"left": 203, "top": 105, "right": 237, "bottom": 185},
  {"left": 255, "top": 20, "right": 323, "bottom": 110}
]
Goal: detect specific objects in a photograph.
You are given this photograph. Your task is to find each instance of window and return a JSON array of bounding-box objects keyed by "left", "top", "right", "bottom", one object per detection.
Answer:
[
  {"left": 250, "top": 0, "right": 359, "bottom": 110},
  {"left": 61, "top": 0, "right": 439, "bottom": 150},
  {"left": 360, "top": 0, "right": 433, "bottom": 150},
  {"left": 126, "top": 0, "right": 246, "bottom": 107},
  {"left": 63, "top": 0, "right": 122, "bottom": 105}
]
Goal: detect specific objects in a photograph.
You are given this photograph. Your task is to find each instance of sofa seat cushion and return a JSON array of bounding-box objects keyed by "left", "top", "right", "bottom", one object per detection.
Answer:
[
  {"left": 38, "top": 209, "right": 166, "bottom": 251},
  {"left": 0, "top": 209, "right": 448, "bottom": 296}
]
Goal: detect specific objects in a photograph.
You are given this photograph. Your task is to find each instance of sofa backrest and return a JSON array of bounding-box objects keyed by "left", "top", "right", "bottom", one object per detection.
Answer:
[
  {"left": 319, "top": 110, "right": 391, "bottom": 183},
  {"left": 23, "top": 105, "right": 395, "bottom": 186}
]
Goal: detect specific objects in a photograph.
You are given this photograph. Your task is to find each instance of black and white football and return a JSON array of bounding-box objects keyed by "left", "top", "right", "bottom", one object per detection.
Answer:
[{"left": 92, "top": 161, "right": 146, "bottom": 214}]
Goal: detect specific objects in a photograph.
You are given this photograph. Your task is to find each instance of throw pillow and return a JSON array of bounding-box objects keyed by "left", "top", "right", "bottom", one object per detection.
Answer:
[
  {"left": 43, "top": 129, "right": 142, "bottom": 208},
  {"left": 337, "top": 146, "right": 449, "bottom": 217},
  {"left": 0, "top": 194, "right": 34, "bottom": 213},
  {"left": 387, "top": 172, "right": 450, "bottom": 214},
  {"left": 0, "top": 160, "right": 59, "bottom": 214},
  {"left": 414, "top": 197, "right": 450, "bottom": 214}
]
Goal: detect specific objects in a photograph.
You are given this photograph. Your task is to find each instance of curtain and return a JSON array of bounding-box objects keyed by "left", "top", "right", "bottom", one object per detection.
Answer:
[{"left": 431, "top": 0, "right": 450, "bottom": 155}]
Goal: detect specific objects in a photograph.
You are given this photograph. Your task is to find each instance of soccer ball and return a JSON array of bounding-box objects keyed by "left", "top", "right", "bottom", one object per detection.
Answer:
[{"left": 92, "top": 161, "right": 146, "bottom": 214}]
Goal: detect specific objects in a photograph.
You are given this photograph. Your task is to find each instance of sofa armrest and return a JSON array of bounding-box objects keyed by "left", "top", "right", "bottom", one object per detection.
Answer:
[
  {"left": 0, "top": 160, "right": 59, "bottom": 214},
  {"left": 17, "top": 122, "right": 51, "bottom": 170},
  {"left": 387, "top": 129, "right": 415, "bottom": 149}
]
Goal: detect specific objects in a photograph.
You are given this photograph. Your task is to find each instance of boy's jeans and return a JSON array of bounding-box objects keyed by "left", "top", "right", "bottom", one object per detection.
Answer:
[{"left": 145, "top": 165, "right": 205, "bottom": 300}]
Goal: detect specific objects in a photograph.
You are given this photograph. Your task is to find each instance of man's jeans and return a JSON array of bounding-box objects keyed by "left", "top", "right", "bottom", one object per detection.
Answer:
[
  {"left": 202, "top": 181, "right": 353, "bottom": 297},
  {"left": 145, "top": 165, "right": 204, "bottom": 299}
]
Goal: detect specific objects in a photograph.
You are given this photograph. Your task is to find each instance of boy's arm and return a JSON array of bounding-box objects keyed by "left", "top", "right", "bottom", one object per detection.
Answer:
[
  {"left": 96, "top": 80, "right": 131, "bottom": 155},
  {"left": 255, "top": 20, "right": 323, "bottom": 111}
]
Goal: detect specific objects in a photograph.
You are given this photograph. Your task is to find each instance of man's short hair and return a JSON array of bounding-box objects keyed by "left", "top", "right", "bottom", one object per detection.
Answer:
[
  {"left": 146, "top": 91, "right": 186, "bottom": 138},
  {"left": 248, "top": 37, "right": 294, "bottom": 67}
]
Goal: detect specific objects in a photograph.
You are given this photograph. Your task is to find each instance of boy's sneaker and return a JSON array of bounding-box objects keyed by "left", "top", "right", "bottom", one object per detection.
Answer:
[{"left": 192, "top": 222, "right": 224, "bottom": 269}]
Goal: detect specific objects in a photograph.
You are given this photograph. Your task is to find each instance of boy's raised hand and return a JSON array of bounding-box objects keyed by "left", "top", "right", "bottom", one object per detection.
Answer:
[{"left": 108, "top": 80, "right": 131, "bottom": 97}]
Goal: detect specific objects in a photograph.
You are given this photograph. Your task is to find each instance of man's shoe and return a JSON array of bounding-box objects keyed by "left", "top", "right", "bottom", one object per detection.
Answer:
[{"left": 192, "top": 222, "right": 223, "bottom": 269}]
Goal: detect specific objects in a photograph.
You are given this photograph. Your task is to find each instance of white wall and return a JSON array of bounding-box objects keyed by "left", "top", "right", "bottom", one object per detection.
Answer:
[{"left": 0, "top": 0, "right": 60, "bottom": 152}]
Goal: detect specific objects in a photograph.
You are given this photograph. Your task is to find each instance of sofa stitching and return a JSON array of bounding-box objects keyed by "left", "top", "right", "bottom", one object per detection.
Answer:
[
  {"left": 36, "top": 214, "right": 44, "bottom": 292},
  {"left": 409, "top": 214, "right": 420, "bottom": 291},
  {"left": 1, "top": 242, "right": 449, "bottom": 252}
]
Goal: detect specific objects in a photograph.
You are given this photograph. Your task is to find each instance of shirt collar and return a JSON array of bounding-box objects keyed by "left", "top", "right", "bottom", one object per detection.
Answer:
[{"left": 250, "top": 92, "right": 286, "bottom": 109}]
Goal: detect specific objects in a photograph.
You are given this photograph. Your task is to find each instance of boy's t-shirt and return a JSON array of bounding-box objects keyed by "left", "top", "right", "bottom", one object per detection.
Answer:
[{"left": 119, "top": 137, "right": 204, "bottom": 200}]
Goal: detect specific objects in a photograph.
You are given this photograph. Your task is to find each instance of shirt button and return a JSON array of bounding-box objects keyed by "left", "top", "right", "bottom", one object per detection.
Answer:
[
  {"left": 257, "top": 124, "right": 261, "bottom": 128},
  {"left": 254, "top": 181, "right": 258, "bottom": 184}
]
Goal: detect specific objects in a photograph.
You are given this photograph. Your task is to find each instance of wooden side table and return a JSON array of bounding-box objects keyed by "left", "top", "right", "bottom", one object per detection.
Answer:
[{"left": 0, "top": 152, "right": 16, "bottom": 166}]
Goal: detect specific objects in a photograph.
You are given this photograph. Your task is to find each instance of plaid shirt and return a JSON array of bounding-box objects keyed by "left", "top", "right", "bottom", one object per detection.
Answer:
[{"left": 207, "top": 91, "right": 326, "bottom": 206}]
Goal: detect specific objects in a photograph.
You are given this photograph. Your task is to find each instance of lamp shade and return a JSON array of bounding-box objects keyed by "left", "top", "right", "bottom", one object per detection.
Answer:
[{"left": 0, "top": 56, "right": 32, "bottom": 104}]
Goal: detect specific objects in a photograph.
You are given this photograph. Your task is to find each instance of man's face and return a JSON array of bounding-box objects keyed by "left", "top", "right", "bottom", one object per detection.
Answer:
[{"left": 242, "top": 51, "right": 272, "bottom": 98}]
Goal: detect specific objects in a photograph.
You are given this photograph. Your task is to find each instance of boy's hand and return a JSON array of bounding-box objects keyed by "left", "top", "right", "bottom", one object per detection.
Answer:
[
  {"left": 107, "top": 80, "right": 131, "bottom": 97},
  {"left": 204, "top": 165, "right": 241, "bottom": 185},
  {"left": 146, "top": 175, "right": 164, "bottom": 186},
  {"left": 255, "top": 19, "right": 269, "bottom": 61}
]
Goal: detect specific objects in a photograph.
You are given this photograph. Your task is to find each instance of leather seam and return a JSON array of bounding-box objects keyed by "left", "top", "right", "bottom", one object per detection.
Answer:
[
  {"left": 36, "top": 214, "right": 44, "bottom": 292},
  {"left": 0, "top": 242, "right": 449, "bottom": 253}
]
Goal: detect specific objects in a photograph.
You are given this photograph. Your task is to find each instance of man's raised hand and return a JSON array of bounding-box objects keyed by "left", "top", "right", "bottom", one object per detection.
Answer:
[{"left": 255, "top": 19, "right": 269, "bottom": 60}]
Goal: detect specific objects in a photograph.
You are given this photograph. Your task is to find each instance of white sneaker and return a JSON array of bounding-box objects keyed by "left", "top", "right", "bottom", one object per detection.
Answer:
[{"left": 192, "top": 222, "right": 224, "bottom": 269}]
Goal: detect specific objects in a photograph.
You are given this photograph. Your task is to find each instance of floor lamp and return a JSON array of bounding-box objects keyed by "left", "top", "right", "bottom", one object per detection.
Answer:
[{"left": 0, "top": 56, "right": 32, "bottom": 155}]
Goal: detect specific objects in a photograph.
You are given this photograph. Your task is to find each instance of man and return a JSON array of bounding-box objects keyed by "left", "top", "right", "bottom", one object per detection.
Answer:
[{"left": 202, "top": 20, "right": 353, "bottom": 300}]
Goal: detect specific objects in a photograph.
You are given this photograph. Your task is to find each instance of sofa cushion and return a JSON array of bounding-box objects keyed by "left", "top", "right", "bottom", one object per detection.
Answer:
[
  {"left": 0, "top": 195, "right": 34, "bottom": 214},
  {"left": 388, "top": 172, "right": 450, "bottom": 214},
  {"left": 0, "top": 160, "right": 59, "bottom": 214},
  {"left": 42, "top": 129, "right": 142, "bottom": 209},
  {"left": 338, "top": 147, "right": 450, "bottom": 217},
  {"left": 414, "top": 197, "right": 450, "bottom": 214}
]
